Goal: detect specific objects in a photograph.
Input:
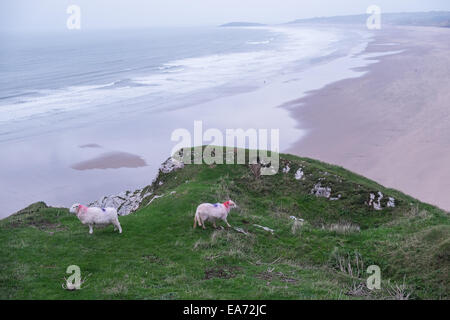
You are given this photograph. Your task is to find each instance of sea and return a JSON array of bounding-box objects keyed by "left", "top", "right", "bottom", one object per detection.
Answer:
[{"left": 0, "top": 25, "right": 376, "bottom": 218}]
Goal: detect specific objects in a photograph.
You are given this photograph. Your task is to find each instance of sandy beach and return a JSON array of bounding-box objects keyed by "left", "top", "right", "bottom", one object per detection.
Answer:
[{"left": 286, "top": 25, "right": 450, "bottom": 211}]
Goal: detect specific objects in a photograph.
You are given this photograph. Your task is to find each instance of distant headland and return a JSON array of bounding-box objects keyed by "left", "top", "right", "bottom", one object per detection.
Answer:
[{"left": 220, "top": 22, "right": 267, "bottom": 27}]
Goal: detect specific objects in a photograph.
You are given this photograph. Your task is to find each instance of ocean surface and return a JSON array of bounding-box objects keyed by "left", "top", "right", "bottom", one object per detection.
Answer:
[{"left": 0, "top": 25, "right": 375, "bottom": 218}]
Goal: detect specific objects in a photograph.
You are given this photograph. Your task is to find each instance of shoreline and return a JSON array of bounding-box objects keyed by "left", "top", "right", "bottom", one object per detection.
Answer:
[
  {"left": 4, "top": 25, "right": 447, "bottom": 218},
  {"left": 0, "top": 25, "right": 374, "bottom": 219},
  {"left": 285, "top": 25, "right": 450, "bottom": 211}
]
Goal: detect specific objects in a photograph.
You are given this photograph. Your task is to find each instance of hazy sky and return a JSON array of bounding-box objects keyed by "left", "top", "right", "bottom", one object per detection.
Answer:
[{"left": 1, "top": 0, "right": 450, "bottom": 31}]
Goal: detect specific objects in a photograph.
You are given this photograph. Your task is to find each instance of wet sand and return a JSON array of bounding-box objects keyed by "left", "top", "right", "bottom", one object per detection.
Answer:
[
  {"left": 286, "top": 26, "right": 450, "bottom": 211},
  {"left": 71, "top": 151, "right": 147, "bottom": 170}
]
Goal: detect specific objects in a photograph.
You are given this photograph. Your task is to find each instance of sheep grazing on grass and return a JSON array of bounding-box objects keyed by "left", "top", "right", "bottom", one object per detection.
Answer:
[
  {"left": 193, "top": 200, "right": 237, "bottom": 230},
  {"left": 69, "top": 204, "right": 122, "bottom": 235}
]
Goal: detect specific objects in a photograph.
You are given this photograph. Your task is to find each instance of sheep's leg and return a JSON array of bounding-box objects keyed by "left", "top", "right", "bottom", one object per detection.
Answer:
[
  {"left": 200, "top": 217, "right": 206, "bottom": 230},
  {"left": 114, "top": 219, "right": 122, "bottom": 234},
  {"left": 88, "top": 224, "right": 94, "bottom": 234},
  {"left": 223, "top": 218, "right": 231, "bottom": 228},
  {"left": 196, "top": 215, "right": 205, "bottom": 229},
  {"left": 213, "top": 221, "right": 217, "bottom": 229},
  {"left": 194, "top": 214, "right": 201, "bottom": 229}
]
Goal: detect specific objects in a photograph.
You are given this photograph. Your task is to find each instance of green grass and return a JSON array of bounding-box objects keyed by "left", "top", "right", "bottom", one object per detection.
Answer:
[{"left": 0, "top": 148, "right": 448, "bottom": 299}]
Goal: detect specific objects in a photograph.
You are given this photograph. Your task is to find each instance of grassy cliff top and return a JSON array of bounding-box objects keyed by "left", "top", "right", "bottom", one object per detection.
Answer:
[{"left": 1, "top": 148, "right": 448, "bottom": 299}]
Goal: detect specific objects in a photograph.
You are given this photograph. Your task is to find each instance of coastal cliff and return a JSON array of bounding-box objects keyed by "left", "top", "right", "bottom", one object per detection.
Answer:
[{"left": 1, "top": 147, "right": 448, "bottom": 299}]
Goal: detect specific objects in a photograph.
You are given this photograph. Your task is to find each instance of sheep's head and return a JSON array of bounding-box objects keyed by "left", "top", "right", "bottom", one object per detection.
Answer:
[
  {"left": 227, "top": 200, "right": 238, "bottom": 209},
  {"left": 69, "top": 203, "right": 81, "bottom": 214}
]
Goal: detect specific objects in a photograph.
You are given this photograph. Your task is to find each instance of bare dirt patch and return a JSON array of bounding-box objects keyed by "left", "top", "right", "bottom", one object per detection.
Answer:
[
  {"left": 256, "top": 270, "right": 298, "bottom": 284},
  {"left": 204, "top": 266, "right": 240, "bottom": 280},
  {"left": 142, "top": 254, "right": 165, "bottom": 264}
]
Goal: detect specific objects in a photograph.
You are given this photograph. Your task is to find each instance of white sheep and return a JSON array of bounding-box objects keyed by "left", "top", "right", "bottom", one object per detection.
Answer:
[
  {"left": 69, "top": 204, "right": 122, "bottom": 235},
  {"left": 193, "top": 200, "right": 237, "bottom": 230}
]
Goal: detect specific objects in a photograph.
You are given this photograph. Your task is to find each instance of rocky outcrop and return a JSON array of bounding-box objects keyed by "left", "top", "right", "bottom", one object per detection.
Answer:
[
  {"left": 387, "top": 197, "right": 396, "bottom": 208},
  {"left": 90, "top": 157, "right": 184, "bottom": 216},
  {"left": 295, "top": 168, "right": 304, "bottom": 180},
  {"left": 311, "top": 183, "right": 332, "bottom": 198},
  {"left": 160, "top": 157, "right": 184, "bottom": 174},
  {"left": 90, "top": 189, "right": 153, "bottom": 216},
  {"left": 369, "top": 192, "right": 383, "bottom": 210},
  {"left": 367, "top": 192, "right": 396, "bottom": 210}
]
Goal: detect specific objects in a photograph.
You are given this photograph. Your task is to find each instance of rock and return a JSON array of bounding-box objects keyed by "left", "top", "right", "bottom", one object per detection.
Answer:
[
  {"left": 90, "top": 156, "right": 185, "bottom": 216},
  {"left": 146, "top": 194, "right": 164, "bottom": 206},
  {"left": 387, "top": 197, "right": 396, "bottom": 208},
  {"left": 367, "top": 192, "right": 395, "bottom": 210},
  {"left": 253, "top": 224, "right": 274, "bottom": 234},
  {"left": 295, "top": 168, "right": 304, "bottom": 180},
  {"left": 90, "top": 189, "right": 153, "bottom": 216},
  {"left": 330, "top": 194, "right": 342, "bottom": 201},
  {"left": 234, "top": 227, "right": 249, "bottom": 235},
  {"left": 368, "top": 192, "right": 383, "bottom": 210},
  {"left": 368, "top": 193, "right": 375, "bottom": 206},
  {"left": 160, "top": 157, "right": 184, "bottom": 174},
  {"left": 290, "top": 216, "right": 305, "bottom": 233},
  {"left": 311, "top": 183, "right": 331, "bottom": 198},
  {"left": 259, "top": 158, "right": 272, "bottom": 167},
  {"left": 282, "top": 164, "right": 290, "bottom": 174}
]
